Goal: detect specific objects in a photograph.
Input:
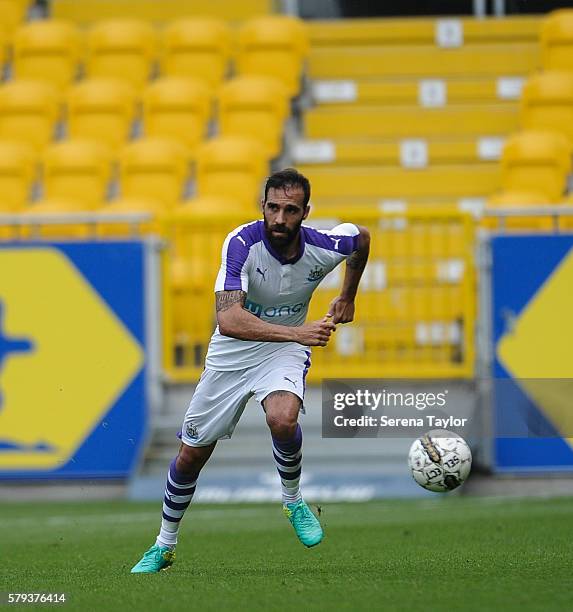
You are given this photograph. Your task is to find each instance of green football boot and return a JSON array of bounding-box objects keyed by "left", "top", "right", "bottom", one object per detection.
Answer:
[
  {"left": 131, "top": 544, "right": 175, "bottom": 573},
  {"left": 283, "top": 499, "right": 324, "bottom": 548}
]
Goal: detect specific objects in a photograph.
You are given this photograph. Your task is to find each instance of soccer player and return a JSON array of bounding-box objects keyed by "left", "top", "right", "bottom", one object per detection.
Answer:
[{"left": 131, "top": 168, "right": 370, "bottom": 573}]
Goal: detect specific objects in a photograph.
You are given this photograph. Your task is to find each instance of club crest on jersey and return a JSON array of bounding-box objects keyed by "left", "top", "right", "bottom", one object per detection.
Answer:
[
  {"left": 307, "top": 265, "right": 325, "bottom": 282},
  {"left": 185, "top": 422, "right": 198, "bottom": 438}
]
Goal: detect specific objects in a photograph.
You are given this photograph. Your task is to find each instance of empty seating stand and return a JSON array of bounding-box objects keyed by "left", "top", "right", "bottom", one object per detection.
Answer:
[{"left": 296, "top": 15, "right": 542, "bottom": 211}]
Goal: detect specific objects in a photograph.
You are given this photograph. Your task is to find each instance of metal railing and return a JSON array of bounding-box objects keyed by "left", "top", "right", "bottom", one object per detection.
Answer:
[
  {"left": 482, "top": 205, "right": 573, "bottom": 232},
  {"left": 0, "top": 212, "right": 154, "bottom": 239}
]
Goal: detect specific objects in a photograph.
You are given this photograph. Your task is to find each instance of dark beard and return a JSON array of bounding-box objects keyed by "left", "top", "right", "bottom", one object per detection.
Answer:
[{"left": 264, "top": 218, "right": 302, "bottom": 250}]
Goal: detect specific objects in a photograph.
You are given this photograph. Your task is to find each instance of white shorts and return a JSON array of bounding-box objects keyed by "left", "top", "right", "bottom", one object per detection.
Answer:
[{"left": 181, "top": 349, "right": 311, "bottom": 447}]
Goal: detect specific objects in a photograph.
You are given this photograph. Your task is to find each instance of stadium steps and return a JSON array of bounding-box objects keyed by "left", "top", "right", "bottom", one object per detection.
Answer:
[
  {"left": 293, "top": 15, "right": 543, "bottom": 209},
  {"left": 294, "top": 137, "right": 506, "bottom": 166},
  {"left": 295, "top": 165, "right": 501, "bottom": 199},
  {"left": 311, "top": 77, "right": 525, "bottom": 106},
  {"left": 308, "top": 45, "right": 540, "bottom": 79},
  {"left": 308, "top": 16, "right": 541, "bottom": 46},
  {"left": 305, "top": 105, "right": 519, "bottom": 139}
]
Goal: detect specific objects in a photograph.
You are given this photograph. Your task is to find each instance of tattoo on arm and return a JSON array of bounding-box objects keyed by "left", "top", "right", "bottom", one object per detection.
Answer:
[
  {"left": 347, "top": 228, "right": 370, "bottom": 270},
  {"left": 347, "top": 249, "right": 368, "bottom": 270},
  {"left": 215, "top": 290, "right": 246, "bottom": 312}
]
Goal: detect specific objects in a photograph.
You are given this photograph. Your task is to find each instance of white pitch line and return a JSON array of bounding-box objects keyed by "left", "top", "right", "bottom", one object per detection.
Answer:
[{"left": 0, "top": 507, "right": 273, "bottom": 529}]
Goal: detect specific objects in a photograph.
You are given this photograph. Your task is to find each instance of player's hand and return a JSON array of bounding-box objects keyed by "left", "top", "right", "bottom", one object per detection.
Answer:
[
  {"left": 328, "top": 296, "right": 355, "bottom": 324},
  {"left": 294, "top": 318, "right": 336, "bottom": 347}
]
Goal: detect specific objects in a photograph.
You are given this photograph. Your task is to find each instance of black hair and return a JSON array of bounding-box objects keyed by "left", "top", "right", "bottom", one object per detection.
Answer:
[{"left": 263, "top": 168, "right": 311, "bottom": 208}]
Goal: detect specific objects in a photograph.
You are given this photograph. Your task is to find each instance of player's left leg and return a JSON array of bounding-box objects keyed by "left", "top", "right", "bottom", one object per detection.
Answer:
[{"left": 263, "top": 391, "right": 323, "bottom": 548}]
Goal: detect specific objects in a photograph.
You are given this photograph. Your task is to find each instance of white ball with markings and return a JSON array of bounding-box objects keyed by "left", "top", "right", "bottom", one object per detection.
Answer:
[{"left": 408, "top": 429, "right": 472, "bottom": 492}]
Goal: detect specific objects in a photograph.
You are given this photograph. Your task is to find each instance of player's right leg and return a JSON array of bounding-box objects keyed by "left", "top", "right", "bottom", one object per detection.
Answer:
[
  {"left": 130, "top": 442, "right": 215, "bottom": 574},
  {"left": 131, "top": 368, "right": 251, "bottom": 574}
]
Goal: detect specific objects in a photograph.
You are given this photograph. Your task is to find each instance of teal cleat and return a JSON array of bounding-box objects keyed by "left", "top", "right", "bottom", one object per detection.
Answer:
[
  {"left": 130, "top": 544, "right": 175, "bottom": 574},
  {"left": 283, "top": 499, "right": 324, "bottom": 548}
]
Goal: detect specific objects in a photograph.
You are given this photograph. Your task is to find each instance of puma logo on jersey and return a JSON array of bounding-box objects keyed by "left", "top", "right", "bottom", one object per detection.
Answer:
[
  {"left": 237, "top": 235, "right": 247, "bottom": 247},
  {"left": 256, "top": 267, "right": 268, "bottom": 281}
]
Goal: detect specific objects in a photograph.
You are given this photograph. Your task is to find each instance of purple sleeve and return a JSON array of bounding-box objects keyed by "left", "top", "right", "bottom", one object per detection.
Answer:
[
  {"left": 304, "top": 223, "right": 360, "bottom": 256},
  {"left": 214, "top": 234, "right": 250, "bottom": 292}
]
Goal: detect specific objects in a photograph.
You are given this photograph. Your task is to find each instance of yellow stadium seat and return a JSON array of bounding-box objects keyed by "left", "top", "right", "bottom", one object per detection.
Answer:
[
  {"left": 178, "top": 195, "right": 244, "bottom": 218},
  {"left": 520, "top": 71, "right": 573, "bottom": 143},
  {"left": 26, "top": 196, "right": 89, "bottom": 213},
  {"left": 218, "top": 75, "right": 289, "bottom": 159},
  {"left": 171, "top": 252, "right": 213, "bottom": 350},
  {"left": 143, "top": 77, "right": 211, "bottom": 154},
  {"left": 0, "top": 0, "right": 30, "bottom": 35},
  {"left": 541, "top": 10, "right": 573, "bottom": 71},
  {"left": 0, "top": 80, "right": 60, "bottom": 150},
  {"left": 13, "top": 20, "right": 81, "bottom": 88},
  {"left": 0, "top": 140, "right": 36, "bottom": 211},
  {"left": 196, "top": 136, "right": 268, "bottom": 211},
  {"left": 169, "top": 196, "right": 246, "bottom": 356},
  {"left": 237, "top": 16, "right": 309, "bottom": 97},
  {"left": 66, "top": 78, "right": 137, "bottom": 149},
  {"left": 87, "top": 19, "right": 157, "bottom": 90},
  {"left": 97, "top": 196, "right": 164, "bottom": 237},
  {"left": 488, "top": 190, "right": 551, "bottom": 205},
  {"left": 119, "top": 137, "right": 189, "bottom": 208},
  {"left": 487, "top": 190, "right": 555, "bottom": 230},
  {"left": 161, "top": 18, "right": 231, "bottom": 90},
  {"left": 173, "top": 195, "right": 248, "bottom": 289},
  {"left": 172, "top": 197, "right": 250, "bottom": 290},
  {"left": 52, "top": 0, "right": 272, "bottom": 24},
  {"left": 0, "top": 28, "right": 7, "bottom": 67},
  {"left": 42, "top": 140, "right": 113, "bottom": 209},
  {"left": 500, "top": 130, "right": 571, "bottom": 201}
]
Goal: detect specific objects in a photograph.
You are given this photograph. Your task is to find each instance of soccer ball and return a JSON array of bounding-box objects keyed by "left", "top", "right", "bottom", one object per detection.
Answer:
[{"left": 408, "top": 429, "right": 472, "bottom": 492}]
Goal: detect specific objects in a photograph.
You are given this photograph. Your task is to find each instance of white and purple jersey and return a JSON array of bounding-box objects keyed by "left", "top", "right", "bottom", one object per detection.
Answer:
[{"left": 205, "top": 219, "right": 360, "bottom": 371}]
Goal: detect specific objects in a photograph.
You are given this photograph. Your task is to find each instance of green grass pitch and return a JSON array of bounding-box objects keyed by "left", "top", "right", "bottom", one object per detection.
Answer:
[{"left": 1, "top": 496, "right": 572, "bottom": 611}]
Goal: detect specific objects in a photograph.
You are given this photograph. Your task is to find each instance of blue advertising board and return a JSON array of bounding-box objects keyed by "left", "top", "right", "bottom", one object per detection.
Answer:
[
  {"left": 491, "top": 234, "right": 573, "bottom": 471},
  {"left": 0, "top": 241, "right": 147, "bottom": 478}
]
